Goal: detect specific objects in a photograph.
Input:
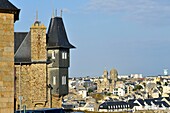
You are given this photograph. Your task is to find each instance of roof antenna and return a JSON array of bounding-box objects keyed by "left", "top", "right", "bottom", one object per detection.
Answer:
[{"left": 60, "top": 9, "right": 63, "bottom": 17}]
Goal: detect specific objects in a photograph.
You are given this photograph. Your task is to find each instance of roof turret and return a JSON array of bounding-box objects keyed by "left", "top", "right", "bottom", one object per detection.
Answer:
[{"left": 47, "top": 17, "right": 75, "bottom": 49}]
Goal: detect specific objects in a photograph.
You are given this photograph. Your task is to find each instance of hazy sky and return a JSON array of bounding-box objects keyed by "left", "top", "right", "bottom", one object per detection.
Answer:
[{"left": 10, "top": 0, "right": 170, "bottom": 77}]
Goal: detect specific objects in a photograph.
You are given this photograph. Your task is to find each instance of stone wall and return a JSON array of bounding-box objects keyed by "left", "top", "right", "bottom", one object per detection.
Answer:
[
  {"left": 30, "top": 24, "right": 46, "bottom": 61},
  {"left": 15, "top": 64, "right": 48, "bottom": 109},
  {"left": 0, "top": 13, "right": 15, "bottom": 113}
]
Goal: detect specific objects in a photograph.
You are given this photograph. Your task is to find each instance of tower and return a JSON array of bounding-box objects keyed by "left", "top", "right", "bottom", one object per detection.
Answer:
[
  {"left": 110, "top": 68, "right": 118, "bottom": 81},
  {"left": 110, "top": 68, "right": 118, "bottom": 92},
  {"left": 0, "top": 0, "right": 20, "bottom": 112},
  {"left": 47, "top": 16, "right": 75, "bottom": 105},
  {"left": 30, "top": 20, "right": 47, "bottom": 61},
  {"left": 103, "top": 70, "right": 108, "bottom": 81}
]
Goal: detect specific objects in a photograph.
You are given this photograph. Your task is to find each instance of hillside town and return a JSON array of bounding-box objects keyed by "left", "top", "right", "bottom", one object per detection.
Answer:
[
  {"left": 62, "top": 69, "right": 170, "bottom": 112},
  {"left": 1, "top": 0, "right": 170, "bottom": 113}
]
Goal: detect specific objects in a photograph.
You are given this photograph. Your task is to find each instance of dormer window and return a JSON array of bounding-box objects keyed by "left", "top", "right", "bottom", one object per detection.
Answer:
[{"left": 62, "top": 52, "right": 67, "bottom": 59}]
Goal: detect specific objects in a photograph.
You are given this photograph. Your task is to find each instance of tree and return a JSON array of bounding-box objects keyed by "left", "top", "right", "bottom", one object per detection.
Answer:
[
  {"left": 133, "top": 85, "right": 143, "bottom": 91},
  {"left": 91, "top": 93, "right": 104, "bottom": 102},
  {"left": 156, "top": 81, "right": 161, "bottom": 85},
  {"left": 88, "top": 88, "right": 93, "bottom": 93},
  {"left": 164, "top": 82, "right": 168, "bottom": 86}
]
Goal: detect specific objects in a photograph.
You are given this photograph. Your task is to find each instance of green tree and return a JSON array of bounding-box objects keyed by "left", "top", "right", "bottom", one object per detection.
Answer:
[
  {"left": 156, "top": 81, "right": 161, "bottom": 85},
  {"left": 164, "top": 82, "right": 168, "bottom": 86},
  {"left": 88, "top": 88, "right": 93, "bottom": 93},
  {"left": 133, "top": 85, "right": 143, "bottom": 91}
]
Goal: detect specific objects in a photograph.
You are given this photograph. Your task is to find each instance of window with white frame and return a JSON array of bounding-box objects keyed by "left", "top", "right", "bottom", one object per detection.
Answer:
[
  {"left": 62, "top": 52, "right": 67, "bottom": 59},
  {"left": 62, "top": 76, "right": 66, "bottom": 85},
  {"left": 52, "top": 51, "right": 55, "bottom": 59},
  {"left": 53, "top": 76, "right": 56, "bottom": 85}
]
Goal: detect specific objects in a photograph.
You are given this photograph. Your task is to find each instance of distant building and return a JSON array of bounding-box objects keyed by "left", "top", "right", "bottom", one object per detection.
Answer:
[
  {"left": 113, "top": 81, "right": 126, "bottom": 96},
  {"left": 118, "top": 75, "right": 130, "bottom": 79},
  {"left": 97, "top": 68, "right": 118, "bottom": 93},
  {"left": 98, "top": 101, "right": 131, "bottom": 112},
  {"left": 14, "top": 15, "right": 75, "bottom": 109},
  {"left": 130, "top": 74, "right": 143, "bottom": 78},
  {"left": 99, "top": 97, "right": 170, "bottom": 112}
]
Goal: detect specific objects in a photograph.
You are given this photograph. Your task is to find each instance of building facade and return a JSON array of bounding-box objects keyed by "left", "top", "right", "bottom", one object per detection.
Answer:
[
  {"left": 14, "top": 16, "right": 75, "bottom": 109},
  {"left": 97, "top": 68, "right": 118, "bottom": 93},
  {"left": 0, "top": 0, "right": 20, "bottom": 112}
]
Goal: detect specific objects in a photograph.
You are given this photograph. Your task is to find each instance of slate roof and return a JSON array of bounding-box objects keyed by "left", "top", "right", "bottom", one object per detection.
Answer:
[
  {"left": 128, "top": 99, "right": 145, "bottom": 107},
  {"left": 15, "top": 17, "right": 75, "bottom": 63},
  {"left": 14, "top": 32, "right": 31, "bottom": 63},
  {"left": 14, "top": 32, "right": 28, "bottom": 53},
  {"left": 145, "top": 98, "right": 155, "bottom": 105},
  {"left": 47, "top": 17, "right": 75, "bottom": 49},
  {"left": 0, "top": 0, "right": 20, "bottom": 22},
  {"left": 99, "top": 101, "right": 130, "bottom": 109},
  {"left": 156, "top": 101, "right": 170, "bottom": 107},
  {"left": 99, "top": 97, "right": 170, "bottom": 110}
]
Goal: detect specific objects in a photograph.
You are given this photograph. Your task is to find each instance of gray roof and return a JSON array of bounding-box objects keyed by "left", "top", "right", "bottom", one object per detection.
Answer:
[
  {"left": 14, "top": 32, "right": 28, "bottom": 53},
  {"left": 47, "top": 17, "right": 75, "bottom": 49},
  {"left": 14, "top": 32, "right": 31, "bottom": 63},
  {"left": 99, "top": 101, "right": 130, "bottom": 109},
  {"left": 0, "top": 0, "right": 20, "bottom": 22},
  {"left": 15, "top": 17, "right": 75, "bottom": 63}
]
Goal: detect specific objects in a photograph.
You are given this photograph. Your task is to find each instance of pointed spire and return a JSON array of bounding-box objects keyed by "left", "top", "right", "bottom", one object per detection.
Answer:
[
  {"left": 55, "top": 9, "right": 57, "bottom": 17},
  {"left": 34, "top": 10, "right": 41, "bottom": 25},
  {"left": 52, "top": 8, "right": 55, "bottom": 18},
  {"left": 36, "top": 10, "right": 38, "bottom": 21},
  {"left": 60, "top": 9, "right": 63, "bottom": 17}
]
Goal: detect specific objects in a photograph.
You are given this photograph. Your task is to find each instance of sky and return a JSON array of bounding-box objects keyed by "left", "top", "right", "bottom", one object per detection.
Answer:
[{"left": 10, "top": 0, "right": 170, "bottom": 77}]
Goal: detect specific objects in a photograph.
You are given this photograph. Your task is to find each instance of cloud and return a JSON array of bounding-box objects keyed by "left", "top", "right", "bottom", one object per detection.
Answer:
[{"left": 85, "top": 0, "right": 170, "bottom": 25}]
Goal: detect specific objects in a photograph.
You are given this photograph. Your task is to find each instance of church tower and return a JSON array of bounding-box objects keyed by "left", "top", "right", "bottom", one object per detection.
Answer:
[
  {"left": 0, "top": 0, "right": 20, "bottom": 112},
  {"left": 47, "top": 15, "right": 75, "bottom": 106}
]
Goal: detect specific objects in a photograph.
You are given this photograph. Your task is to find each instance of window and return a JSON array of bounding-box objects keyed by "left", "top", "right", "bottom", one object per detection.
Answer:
[
  {"left": 53, "top": 76, "right": 56, "bottom": 85},
  {"left": 52, "top": 51, "right": 55, "bottom": 59},
  {"left": 62, "top": 52, "right": 67, "bottom": 59},
  {"left": 62, "top": 76, "right": 66, "bottom": 85}
]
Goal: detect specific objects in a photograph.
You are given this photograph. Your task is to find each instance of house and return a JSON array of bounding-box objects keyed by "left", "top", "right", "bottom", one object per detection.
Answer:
[
  {"left": 14, "top": 15, "right": 75, "bottom": 109},
  {"left": 98, "top": 101, "right": 131, "bottom": 112},
  {"left": 128, "top": 99, "right": 145, "bottom": 110},
  {"left": 113, "top": 81, "right": 125, "bottom": 96},
  {"left": 128, "top": 97, "right": 170, "bottom": 111},
  {"left": 83, "top": 103, "right": 95, "bottom": 111}
]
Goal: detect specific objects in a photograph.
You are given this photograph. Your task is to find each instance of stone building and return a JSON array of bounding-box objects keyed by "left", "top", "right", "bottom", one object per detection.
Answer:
[
  {"left": 0, "top": 0, "right": 20, "bottom": 113},
  {"left": 14, "top": 15, "right": 75, "bottom": 109},
  {"left": 97, "top": 68, "right": 118, "bottom": 93}
]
